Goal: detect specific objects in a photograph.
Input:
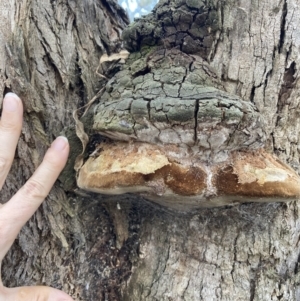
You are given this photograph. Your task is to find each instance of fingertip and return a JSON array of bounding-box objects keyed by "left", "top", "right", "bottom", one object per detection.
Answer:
[
  {"left": 4, "top": 92, "right": 21, "bottom": 101},
  {"left": 51, "top": 136, "right": 69, "bottom": 152},
  {"left": 42, "top": 137, "right": 69, "bottom": 172},
  {"left": 3, "top": 93, "right": 22, "bottom": 112},
  {"left": 43, "top": 136, "right": 69, "bottom": 170}
]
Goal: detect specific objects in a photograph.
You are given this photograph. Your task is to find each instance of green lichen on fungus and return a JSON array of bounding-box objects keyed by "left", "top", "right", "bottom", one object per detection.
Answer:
[{"left": 92, "top": 47, "right": 266, "bottom": 154}]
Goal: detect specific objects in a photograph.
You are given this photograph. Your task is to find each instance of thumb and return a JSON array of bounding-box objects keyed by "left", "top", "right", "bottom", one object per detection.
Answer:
[{"left": 1, "top": 285, "right": 74, "bottom": 301}]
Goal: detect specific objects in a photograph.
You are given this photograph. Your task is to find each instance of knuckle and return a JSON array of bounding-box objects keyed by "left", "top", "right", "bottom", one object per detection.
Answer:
[
  {"left": 0, "top": 224, "right": 6, "bottom": 240},
  {"left": 22, "top": 179, "right": 47, "bottom": 200},
  {"left": 0, "top": 222, "right": 10, "bottom": 244},
  {"left": 0, "top": 156, "right": 8, "bottom": 171},
  {"left": 0, "top": 157, "right": 10, "bottom": 187},
  {"left": 17, "top": 288, "right": 29, "bottom": 299},
  {"left": 35, "top": 291, "right": 48, "bottom": 301}
]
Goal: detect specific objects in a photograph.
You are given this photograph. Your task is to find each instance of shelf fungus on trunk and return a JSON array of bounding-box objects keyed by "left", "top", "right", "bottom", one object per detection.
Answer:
[
  {"left": 77, "top": 142, "right": 300, "bottom": 209},
  {"left": 76, "top": 47, "right": 300, "bottom": 209},
  {"left": 76, "top": 0, "right": 300, "bottom": 209}
]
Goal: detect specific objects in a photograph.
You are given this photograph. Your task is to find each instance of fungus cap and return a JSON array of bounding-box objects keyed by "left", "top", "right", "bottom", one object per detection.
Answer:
[{"left": 77, "top": 142, "right": 300, "bottom": 210}]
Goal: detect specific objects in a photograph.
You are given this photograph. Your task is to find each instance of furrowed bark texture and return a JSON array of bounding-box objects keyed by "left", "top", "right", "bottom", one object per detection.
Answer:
[
  {"left": 1, "top": 0, "right": 300, "bottom": 300},
  {"left": 0, "top": 0, "right": 133, "bottom": 299}
]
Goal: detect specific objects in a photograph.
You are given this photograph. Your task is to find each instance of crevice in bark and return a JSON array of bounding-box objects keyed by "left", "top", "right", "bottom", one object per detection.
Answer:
[
  {"left": 294, "top": 251, "right": 300, "bottom": 274},
  {"left": 250, "top": 277, "right": 256, "bottom": 301},
  {"left": 262, "top": 69, "right": 272, "bottom": 104},
  {"left": 250, "top": 86, "right": 255, "bottom": 103},
  {"left": 284, "top": 44, "right": 292, "bottom": 67},
  {"left": 3, "top": 86, "right": 12, "bottom": 97},
  {"left": 279, "top": 0, "right": 287, "bottom": 53},
  {"left": 277, "top": 61, "right": 296, "bottom": 113},
  {"left": 194, "top": 99, "right": 199, "bottom": 144}
]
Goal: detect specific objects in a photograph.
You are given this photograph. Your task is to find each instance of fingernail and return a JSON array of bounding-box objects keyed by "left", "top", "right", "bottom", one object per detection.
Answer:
[
  {"left": 4, "top": 92, "right": 20, "bottom": 112},
  {"left": 51, "top": 136, "right": 68, "bottom": 151}
]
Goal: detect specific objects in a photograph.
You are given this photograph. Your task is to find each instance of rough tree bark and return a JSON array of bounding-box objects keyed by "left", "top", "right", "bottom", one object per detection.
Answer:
[{"left": 1, "top": 0, "right": 300, "bottom": 300}]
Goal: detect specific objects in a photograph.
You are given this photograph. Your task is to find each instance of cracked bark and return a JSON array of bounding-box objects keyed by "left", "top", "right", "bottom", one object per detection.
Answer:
[{"left": 2, "top": 0, "right": 300, "bottom": 300}]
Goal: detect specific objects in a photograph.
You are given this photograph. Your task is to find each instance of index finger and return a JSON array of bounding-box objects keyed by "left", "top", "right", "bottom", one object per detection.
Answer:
[
  {"left": 0, "top": 136, "right": 69, "bottom": 258},
  {"left": 0, "top": 93, "right": 23, "bottom": 189}
]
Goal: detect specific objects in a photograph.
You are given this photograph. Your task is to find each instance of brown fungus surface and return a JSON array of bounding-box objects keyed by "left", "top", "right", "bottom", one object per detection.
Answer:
[
  {"left": 77, "top": 142, "right": 300, "bottom": 209},
  {"left": 216, "top": 151, "right": 300, "bottom": 198}
]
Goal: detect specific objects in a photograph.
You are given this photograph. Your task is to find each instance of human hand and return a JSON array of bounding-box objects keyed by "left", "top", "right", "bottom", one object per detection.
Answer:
[{"left": 0, "top": 93, "right": 73, "bottom": 300}]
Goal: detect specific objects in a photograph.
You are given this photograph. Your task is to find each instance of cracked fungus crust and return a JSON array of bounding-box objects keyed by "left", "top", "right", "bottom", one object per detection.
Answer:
[
  {"left": 77, "top": 49, "right": 300, "bottom": 209},
  {"left": 93, "top": 49, "right": 266, "bottom": 158}
]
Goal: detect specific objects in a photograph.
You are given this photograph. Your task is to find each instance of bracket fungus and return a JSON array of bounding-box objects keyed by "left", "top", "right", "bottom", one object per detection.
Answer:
[
  {"left": 76, "top": 48, "right": 300, "bottom": 209},
  {"left": 77, "top": 1, "right": 300, "bottom": 209}
]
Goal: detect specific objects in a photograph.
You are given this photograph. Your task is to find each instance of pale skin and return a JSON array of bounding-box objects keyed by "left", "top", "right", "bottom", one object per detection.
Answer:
[{"left": 0, "top": 93, "right": 74, "bottom": 301}]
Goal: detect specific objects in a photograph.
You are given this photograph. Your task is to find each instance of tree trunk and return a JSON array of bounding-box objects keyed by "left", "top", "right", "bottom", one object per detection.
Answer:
[{"left": 2, "top": 0, "right": 300, "bottom": 300}]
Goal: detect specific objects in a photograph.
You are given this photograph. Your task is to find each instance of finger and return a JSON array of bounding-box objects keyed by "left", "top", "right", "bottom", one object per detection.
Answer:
[
  {"left": 0, "top": 137, "right": 69, "bottom": 257},
  {"left": 1, "top": 285, "right": 74, "bottom": 301},
  {"left": 0, "top": 93, "right": 23, "bottom": 189}
]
